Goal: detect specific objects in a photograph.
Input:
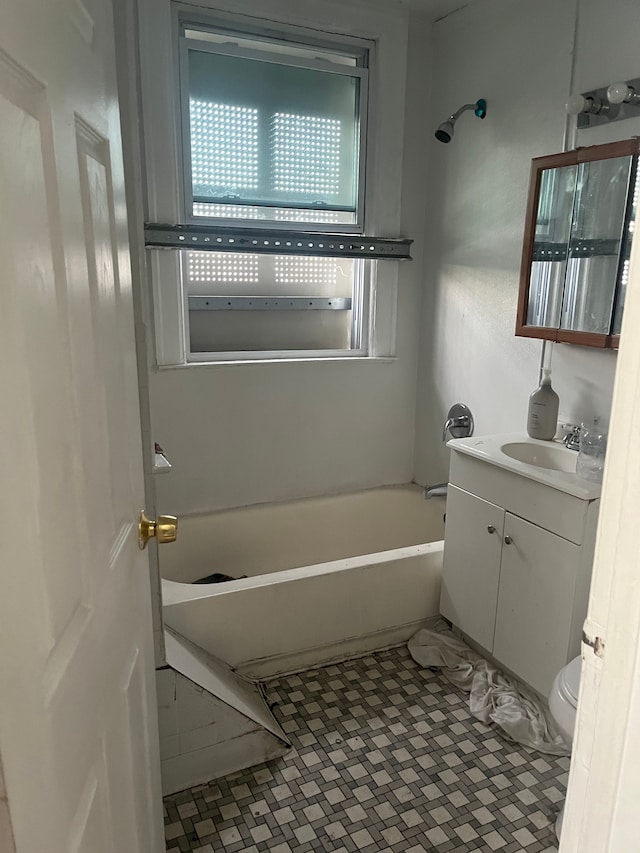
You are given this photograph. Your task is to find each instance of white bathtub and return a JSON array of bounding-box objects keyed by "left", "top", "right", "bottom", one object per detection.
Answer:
[{"left": 161, "top": 484, "right": 445, "bottom": 678}]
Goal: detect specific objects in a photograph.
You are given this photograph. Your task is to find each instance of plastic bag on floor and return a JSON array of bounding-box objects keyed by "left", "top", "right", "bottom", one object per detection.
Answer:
[{"left": 408, "top": 628, "right": 570, "bottom": 755}]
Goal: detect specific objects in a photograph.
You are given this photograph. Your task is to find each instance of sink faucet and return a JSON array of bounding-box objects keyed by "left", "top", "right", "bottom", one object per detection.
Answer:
[{"left": 563, "top": 425, "right": 581, "bottom": 451}]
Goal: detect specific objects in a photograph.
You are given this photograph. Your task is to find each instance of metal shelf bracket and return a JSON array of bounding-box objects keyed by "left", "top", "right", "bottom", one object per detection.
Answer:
[
  {"left": 188, "top": 296, "right": 352, "bottom": 311},
  {"left": 144, "top": 223, "right": 413, "bottom": 261}
]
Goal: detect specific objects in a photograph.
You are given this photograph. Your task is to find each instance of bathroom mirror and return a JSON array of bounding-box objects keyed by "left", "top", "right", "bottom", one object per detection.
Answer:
[{"left": 516, "top": 138, "right": 640, "bottom": 348}]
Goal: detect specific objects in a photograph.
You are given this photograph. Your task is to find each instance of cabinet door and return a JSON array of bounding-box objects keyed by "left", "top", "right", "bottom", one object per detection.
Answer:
[
  {"left": 493, "top": 513, "right": 580, "bottom": 696},
  {"left": 441, "top": 486, "right": 504, "bottom": 651}
]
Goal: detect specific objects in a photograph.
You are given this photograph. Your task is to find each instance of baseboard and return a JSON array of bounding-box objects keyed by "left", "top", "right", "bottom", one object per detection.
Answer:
[{"left": 237, "top": 617, "right": 444, "bottom": 680}]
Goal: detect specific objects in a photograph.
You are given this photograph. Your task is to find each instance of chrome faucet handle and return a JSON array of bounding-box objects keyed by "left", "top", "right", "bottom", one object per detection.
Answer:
[
  {"left": 442, "top": 417, "right": 455, "bottom": 441},
  {"left": 443, "top": 415, "right": 468, "bottom": 440},
  {"left": 442, "top": 403, "right": 474, "bottom": 442},
  {"left": 563, "top": 425, "right": 581, "bottom": 451}
]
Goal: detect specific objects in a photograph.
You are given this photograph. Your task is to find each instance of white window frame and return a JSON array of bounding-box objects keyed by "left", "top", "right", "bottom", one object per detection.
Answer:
[
  {"left": 182, "top": 252, "right": 370, "bottom": 362},
  {"left": 138, "top": 0, "right": 407, "bottom": 365},
  {"left": 177, "top": 17, "right": 370, "bottom": 233}
]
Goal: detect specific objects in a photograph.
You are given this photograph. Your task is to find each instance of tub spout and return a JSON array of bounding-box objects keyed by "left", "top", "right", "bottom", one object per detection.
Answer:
[{"left": 424, "top": 483, "right": 448, "bottom": 500}]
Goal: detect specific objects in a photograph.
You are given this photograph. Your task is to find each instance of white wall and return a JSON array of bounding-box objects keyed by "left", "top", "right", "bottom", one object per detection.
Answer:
[
  {"left": 149, "top": 8, "right": 432, "bottom": 516},
  {"left": 145, "top": 0, "right": 640, "bottom": 515},
  {"left": 414, "top": 0, "right": 640, "bottom": 487}
]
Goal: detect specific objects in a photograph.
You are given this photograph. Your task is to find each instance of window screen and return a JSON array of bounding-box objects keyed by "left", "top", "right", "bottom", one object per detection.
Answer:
[
  {"left": 182, "top": 29, "right": 366, "bottom": 226},
  {"left": 185, "top": 252, "right": 361, "bottom": 353}
]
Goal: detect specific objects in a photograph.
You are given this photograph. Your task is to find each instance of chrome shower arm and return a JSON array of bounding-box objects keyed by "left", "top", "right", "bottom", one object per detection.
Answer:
[{"left": 449, "top": 103, "right": 478, "bottom": 122}]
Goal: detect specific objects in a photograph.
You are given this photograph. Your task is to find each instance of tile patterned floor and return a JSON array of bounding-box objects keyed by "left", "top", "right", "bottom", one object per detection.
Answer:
[{"left": 163, "top": 646, "right": 567, "bottom": 852}]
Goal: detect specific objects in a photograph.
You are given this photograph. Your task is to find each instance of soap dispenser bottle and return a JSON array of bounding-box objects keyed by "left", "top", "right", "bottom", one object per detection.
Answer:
[{"left": 526, "top": 369, "right": 559, "bottom": 440}]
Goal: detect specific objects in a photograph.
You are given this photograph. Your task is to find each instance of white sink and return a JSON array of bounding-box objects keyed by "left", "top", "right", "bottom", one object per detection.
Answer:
[
  {"left": 446, "top": 433, "right": 601, "bottom": 500},
  {"left": 500, "top": 441, "right": 577, "bottom": 473}
]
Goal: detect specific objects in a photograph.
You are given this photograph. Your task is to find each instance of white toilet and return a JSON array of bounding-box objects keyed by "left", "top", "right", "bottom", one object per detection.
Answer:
[{"left": 548, "top": 655, "right": 582, "bottom": 839}]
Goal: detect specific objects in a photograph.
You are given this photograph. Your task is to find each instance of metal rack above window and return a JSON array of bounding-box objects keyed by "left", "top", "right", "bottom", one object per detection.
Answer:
[{"left": 144, "top": 223, "right": 413, "bottom": 260}]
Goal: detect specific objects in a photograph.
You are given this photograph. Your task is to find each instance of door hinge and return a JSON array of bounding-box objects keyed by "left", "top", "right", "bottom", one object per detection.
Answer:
[{"left": 582, "top": 630, "right": 605, "bottom": 658}]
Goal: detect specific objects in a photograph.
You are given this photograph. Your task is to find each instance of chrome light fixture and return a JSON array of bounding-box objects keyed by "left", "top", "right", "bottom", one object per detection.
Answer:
[{"left": 565, "top": 76, "right": 640, "bottom": 128}]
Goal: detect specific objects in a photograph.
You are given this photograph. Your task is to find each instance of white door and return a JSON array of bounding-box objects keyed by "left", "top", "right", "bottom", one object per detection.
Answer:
[
  {"left": 0, "top": 0, "right": 164, "bottom": 851},
  {"left": 560, "top": 147, "right": 640, "bottom": 847}
]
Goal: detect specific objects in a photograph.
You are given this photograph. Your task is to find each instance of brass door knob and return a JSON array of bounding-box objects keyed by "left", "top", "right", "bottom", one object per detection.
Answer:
[{"left": 138, "top": 510, "right": 178, "bottom": 550}]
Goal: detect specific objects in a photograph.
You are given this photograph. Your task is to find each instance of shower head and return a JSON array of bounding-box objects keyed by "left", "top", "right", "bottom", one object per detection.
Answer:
[
  {"left": 435, "top": 99, "right": 487, "bottom": 143},
  {"left": 435, "top": 120, "right": 455, "bottom": 143}
]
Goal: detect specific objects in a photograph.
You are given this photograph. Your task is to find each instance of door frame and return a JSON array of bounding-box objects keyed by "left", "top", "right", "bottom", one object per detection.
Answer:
[
  {"left": 66, "top": 0, "right": 640, "bottom": 848},
  {"left": 560, "top": 143, "right": 640, "bottom": 849}
]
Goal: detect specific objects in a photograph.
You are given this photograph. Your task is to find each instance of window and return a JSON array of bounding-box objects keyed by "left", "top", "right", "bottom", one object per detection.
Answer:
[
  {"left": 180, "top": 25, "right": 367, "bottom": 227},
  {"left": 176, "top": 17, "right": 371, "bottom": 358},
  {"left": 140, "top": 2, "right": 408, "bottom": 366}
]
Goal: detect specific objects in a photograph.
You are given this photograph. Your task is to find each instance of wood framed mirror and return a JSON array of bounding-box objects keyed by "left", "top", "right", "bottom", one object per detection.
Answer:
[{"left": 516, "top": 138, "right": 640, "bottom": 348}]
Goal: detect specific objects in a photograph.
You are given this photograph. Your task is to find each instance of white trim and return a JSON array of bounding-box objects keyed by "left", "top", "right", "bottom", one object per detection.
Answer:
[
  {"left": 351, "top": 256, "right": 368, "bottom": 349},
  {"left": 176, "top": 7, "right": 370, "bottom": 233},
  {"left": 151, "top": 250, "right": 188, "bottom": 366},
  {"left": 175, "top": 2, "right": 372, "bottom": 62},
  {"left": 180, "top": 36, "right": 370, "bottom": 75},
  {"left": 139, "top": 0, "right": 406, "bottom": 232},
  {"left": 368, "top": 261, "right": 398, "bottom": 358},
  {"left": 178, "top": 15, "right": 375, "bottom": 234},
  {"left": 187, "top": 348, "right": 367, "bottom": 362},
  {"left": 560, "top": 120, "right": 640, "bottom": 851},
  {"left": 186, "top": 218, "right": 362, "bottom": 233},
  {"left": 156, "top": 356, "right": 397, "bottom": 370},
  {"left": 151, "top": 252, "right": 399, "bottom": 366},
  {"left": 138, "top": 0, "right": 408, "bottom": 366}
]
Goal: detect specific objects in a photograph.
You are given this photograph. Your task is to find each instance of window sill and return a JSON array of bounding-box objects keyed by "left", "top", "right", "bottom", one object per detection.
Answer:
[{"left": 156, "top": 356, "right": 397, "bottom": 370}]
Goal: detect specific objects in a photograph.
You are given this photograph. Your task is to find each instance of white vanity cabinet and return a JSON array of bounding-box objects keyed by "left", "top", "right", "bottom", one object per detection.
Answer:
[{"left": 440, "top": 440, "right": 600, "bottom": 696}]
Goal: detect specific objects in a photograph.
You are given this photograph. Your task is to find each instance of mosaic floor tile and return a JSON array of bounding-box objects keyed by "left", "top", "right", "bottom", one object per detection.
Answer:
[{"left": 164, "top": 645, "right": 567, "bottom": 851}]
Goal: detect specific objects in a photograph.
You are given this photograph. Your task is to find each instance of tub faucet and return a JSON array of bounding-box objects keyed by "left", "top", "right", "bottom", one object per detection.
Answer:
[
  {"left": 442, "top": 415, "right": 471, "bottom": 441},
  {"left": 442, "top": 403, "right": 474, "bottom": 441},
  {"left": 426, "top": 404, "right": 474, "bottom": 503}
]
